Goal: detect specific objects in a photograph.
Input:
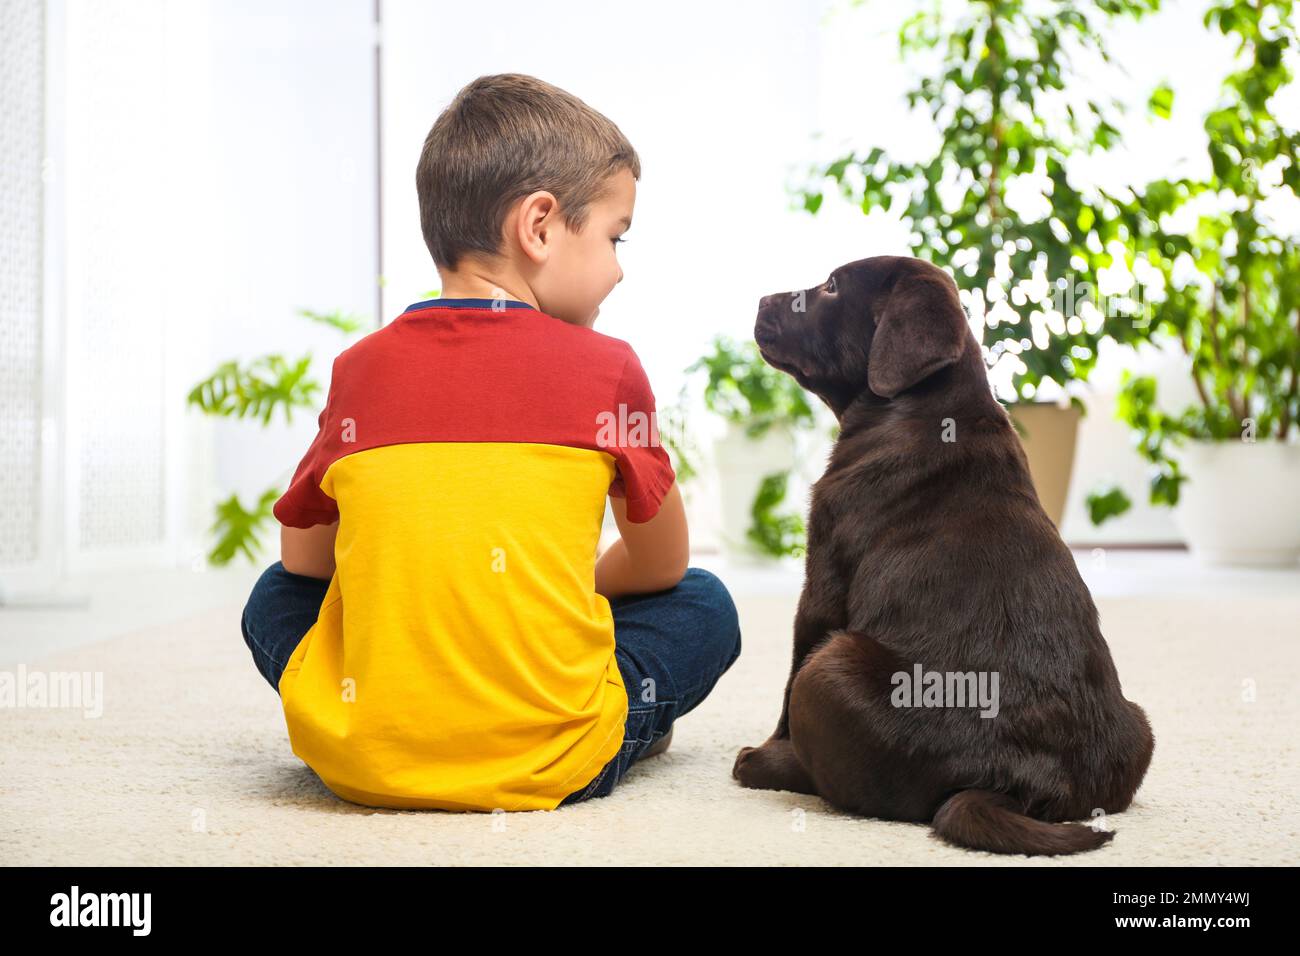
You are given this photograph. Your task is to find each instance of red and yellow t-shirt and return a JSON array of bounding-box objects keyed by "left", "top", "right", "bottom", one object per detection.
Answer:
[{"left": 272, "top": 297, "right": 675, "bottom": 812}]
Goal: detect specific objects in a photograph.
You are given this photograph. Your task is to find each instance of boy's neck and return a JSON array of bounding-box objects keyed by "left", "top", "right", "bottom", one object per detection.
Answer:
[{"left": 436, "top": 259, "right": 538, "bottom": 310}]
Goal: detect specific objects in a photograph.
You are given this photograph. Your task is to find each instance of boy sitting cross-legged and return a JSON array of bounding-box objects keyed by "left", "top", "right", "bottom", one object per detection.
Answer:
[{"left": 240, "top": 73, "right": 742, "bottom": 812}]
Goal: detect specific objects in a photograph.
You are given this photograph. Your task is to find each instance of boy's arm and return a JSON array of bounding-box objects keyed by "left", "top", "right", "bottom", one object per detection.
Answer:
[
  {"left": 274, "top": 351, "right": 345, "bottom": 580},
  {"left": 595, "top": 480, "right": 689, "bottom": 598},
  {"left": 281, "top": 521, "right": 338, "bottom": 580}
]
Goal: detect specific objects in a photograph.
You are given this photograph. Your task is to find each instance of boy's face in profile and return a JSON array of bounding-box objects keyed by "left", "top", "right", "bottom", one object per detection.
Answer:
[{"left": 536, "top": 168, "right": 635, "bottom": 328}]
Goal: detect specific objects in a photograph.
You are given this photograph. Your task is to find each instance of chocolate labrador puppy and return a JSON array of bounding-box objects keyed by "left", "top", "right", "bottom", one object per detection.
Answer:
[{"left": 735, "top": 255, "right": 1154, "bottom": 856}]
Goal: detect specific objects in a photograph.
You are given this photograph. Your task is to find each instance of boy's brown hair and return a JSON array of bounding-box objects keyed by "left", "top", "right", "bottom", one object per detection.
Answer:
[{"left": 416, "top": 73, "right": 641, "bottom": 271}]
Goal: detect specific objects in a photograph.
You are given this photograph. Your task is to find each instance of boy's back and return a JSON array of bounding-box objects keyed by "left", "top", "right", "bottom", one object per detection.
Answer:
[{"left": 273, "top": 296, "right": 675, "bottom": 811}]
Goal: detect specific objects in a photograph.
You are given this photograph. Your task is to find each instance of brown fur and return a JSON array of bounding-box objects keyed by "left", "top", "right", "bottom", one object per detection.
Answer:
[{"left": 733, "top": 255, "right": 1154, "bottom": 856}]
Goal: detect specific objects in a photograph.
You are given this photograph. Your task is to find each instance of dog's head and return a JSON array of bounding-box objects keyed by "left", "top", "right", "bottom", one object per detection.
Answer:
[{"left": 754, "top": 255, "right": 973, "bottom": 411}]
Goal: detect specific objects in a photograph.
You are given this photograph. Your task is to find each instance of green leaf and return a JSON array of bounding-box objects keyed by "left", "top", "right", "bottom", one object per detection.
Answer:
[
  {"left": 1147, "top": 82, "right": 1174, "bottom": 120},
  {"left": 187, "top": 354, "right": 321, "bottom": 426},
  {"left": 208, "top": 488, "right": 280, "bottom": 566},
  {"left": 685, "top": 335, "right": 819, "bottom": 434},
  {"left": 1085, "top": 484, "right": 1132, "bottom": 525},
  {"left": 298, "top": 307, "right": 367, "bottom": 334},
  {"left": 654, "top": 396, "right": 700, "bottom": 484},
  {"left": 746, "top": 470, "right": 806, "bottom": 558}
]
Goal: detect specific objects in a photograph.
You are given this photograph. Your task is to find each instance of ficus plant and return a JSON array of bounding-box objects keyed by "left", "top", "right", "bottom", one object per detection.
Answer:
[
  {"left": 748, "top": 472, "right": 808, "bottom": 559},
  {"left": 681, "top": 335, "right": 824, "bottom": 558},
  {"left": 187, "top": 305, "right": 371, "bottom": 564},
  {"left": 654, "top": 392, "right": 702, "bottom": 485},
  {"left": 685, "top": 335, "right": 818, "bottom": 439},
  {"left": 796, "top": 0, "right": 1164, "bottom": 404},
  {"left": 1087, "top": 0, "right": 1300, "bottom": 523}
]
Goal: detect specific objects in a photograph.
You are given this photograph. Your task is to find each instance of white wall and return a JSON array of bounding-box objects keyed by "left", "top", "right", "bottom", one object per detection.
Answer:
[
  {"left": 0, "top": 0, "right": 49, "bottom": 579},
  {"left": 2, "top": 0, "right": 380, "bottom": 577},
  {"left": 205, "top": 0, "right": 379, "bottom": 540},
  {"left": 51, "top": 0, "right": 219, "bottom": 573}
]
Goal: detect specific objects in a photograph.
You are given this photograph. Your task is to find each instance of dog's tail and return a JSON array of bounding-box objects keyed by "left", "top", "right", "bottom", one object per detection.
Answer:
[{"left": 930, "top": 789, "right": 1114, "bottom": 856}]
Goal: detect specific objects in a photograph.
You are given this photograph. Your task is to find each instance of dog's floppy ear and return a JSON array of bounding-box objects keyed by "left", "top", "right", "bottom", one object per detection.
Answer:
[{"left": 867, "top": 269, "right": 969, "bottom": 399}]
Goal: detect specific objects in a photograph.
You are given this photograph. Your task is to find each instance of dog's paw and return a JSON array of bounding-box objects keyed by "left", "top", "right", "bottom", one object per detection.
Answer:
[
  {"left": 732, "top": 738, "right": 819, "bottom": 795},
  {"left": 732, "top": 745, "right": 759, "bottom": 782}
]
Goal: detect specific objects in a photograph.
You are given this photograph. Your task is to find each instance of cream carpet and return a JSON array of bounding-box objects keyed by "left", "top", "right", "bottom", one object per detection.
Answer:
[{"left": 3, "top": 590, "right": 1297, "bottom": 866}]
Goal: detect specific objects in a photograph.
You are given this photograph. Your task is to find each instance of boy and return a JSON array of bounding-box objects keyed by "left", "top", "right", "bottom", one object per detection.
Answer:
[{"left": 240, "top": 73, "right": 742, "bottom": 812}]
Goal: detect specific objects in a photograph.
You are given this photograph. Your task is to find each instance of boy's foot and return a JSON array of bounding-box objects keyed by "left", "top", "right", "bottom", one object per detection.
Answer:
[{"left": 643, "top": 727, "right": 673, "bottom": 758}]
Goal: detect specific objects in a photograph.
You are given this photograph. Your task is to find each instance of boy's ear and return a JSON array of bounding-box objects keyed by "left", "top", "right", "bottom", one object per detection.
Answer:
[{"left": 867, "top": 271, "right": 970, "bottom": 399}]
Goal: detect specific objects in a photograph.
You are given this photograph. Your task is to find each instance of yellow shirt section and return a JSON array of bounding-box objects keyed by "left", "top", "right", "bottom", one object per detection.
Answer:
[{"left": 278, "top": 441, "right": 628, "bottom": 811}]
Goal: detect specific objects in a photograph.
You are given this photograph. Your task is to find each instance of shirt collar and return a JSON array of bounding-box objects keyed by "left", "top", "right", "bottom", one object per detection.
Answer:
[{"left": 403, "top": 297, "right": 538, "bottom": 314}]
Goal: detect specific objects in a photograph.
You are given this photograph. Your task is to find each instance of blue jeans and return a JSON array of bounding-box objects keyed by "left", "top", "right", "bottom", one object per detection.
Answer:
[{"left": 241, "top": 562, "right": 742, "bottom": 806}]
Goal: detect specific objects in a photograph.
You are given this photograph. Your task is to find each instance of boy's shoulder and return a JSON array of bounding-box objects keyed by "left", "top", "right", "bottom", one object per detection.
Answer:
[
  {"left": 331, "top": 305, "right": 644, "bottom": 386},
  {"left": 274, "top": 303, "right": 671, "bottom": 530}
]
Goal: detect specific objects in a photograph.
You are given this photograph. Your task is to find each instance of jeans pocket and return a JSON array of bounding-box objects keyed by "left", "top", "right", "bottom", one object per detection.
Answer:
[{"left": 627, "top": 707, "right": 657, "bottom": 746}]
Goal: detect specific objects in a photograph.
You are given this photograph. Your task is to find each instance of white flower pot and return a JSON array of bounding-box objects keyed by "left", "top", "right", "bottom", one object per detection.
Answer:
[
  {"left": 1173, "top": 440, "right": 1300, "bottom": 567},
  {"left": 713, "top": 421, "right": 797, "bottom": 564}
]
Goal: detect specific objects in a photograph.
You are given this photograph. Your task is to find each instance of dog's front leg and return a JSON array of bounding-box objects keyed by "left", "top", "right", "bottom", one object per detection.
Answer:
[
  {"left": 732, "top": 535, "right": 844, "bottom": 792},
  {"left": 766, "top": 509, "right": 847, "bottom": 739}
]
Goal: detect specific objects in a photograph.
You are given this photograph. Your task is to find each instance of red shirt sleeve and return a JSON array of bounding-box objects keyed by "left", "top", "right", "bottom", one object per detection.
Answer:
[
  {"left": 273, "top": 356, "right": 342, "bottom": 528},
  {"left": 606, "top": 346, "right": 676, "bottom": 523}
]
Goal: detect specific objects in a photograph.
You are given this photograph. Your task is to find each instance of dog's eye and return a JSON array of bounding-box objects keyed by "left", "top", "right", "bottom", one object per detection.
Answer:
[{"left": 825, "top": 276, "right": 837, "bottom": 293}]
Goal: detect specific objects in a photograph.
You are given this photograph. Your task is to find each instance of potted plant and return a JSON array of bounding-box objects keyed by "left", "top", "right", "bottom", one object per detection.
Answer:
[
  {"left": 1085, "top": 0, "right": 1300, "bottom": 565},
  {"left": 187, "top": 305, "right": 368, "bottom": 565},
  {"left": 794, "top": 0, "right": 1162, "bottom": 526},
  {"left": 683, "top": 335, "right": 823, "bottom": 563}
]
